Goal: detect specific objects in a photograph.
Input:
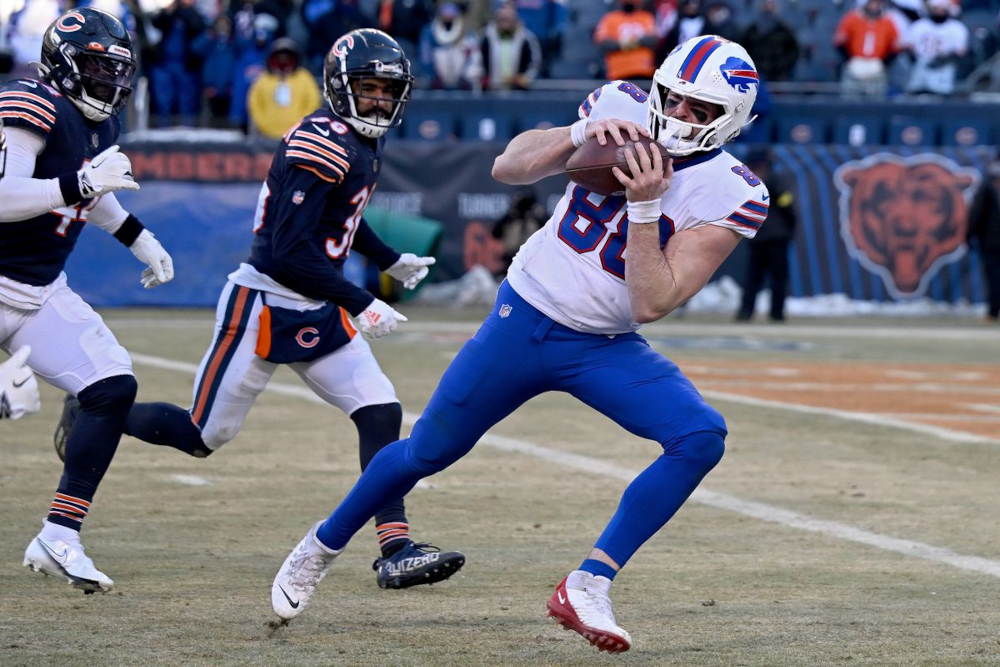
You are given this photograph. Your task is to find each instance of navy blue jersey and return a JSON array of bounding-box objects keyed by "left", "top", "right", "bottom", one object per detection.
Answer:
[
  {"left": 0, "top": 78, "right": 120, "bottom": 286},
  {"left": 248, "top": 108, "right": 399, "bottom": 316}
]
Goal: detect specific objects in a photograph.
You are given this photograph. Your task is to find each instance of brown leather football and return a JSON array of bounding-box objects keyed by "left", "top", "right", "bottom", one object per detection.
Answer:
[{"left": 564, "top": 136, "right": 668, "bottom": 196}]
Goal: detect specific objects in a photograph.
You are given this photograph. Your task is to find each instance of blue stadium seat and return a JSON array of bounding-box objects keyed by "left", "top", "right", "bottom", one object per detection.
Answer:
[
  {"left": 940, "top": 118, "right": 992, "bottom": 147},
  {"left": 459, "top": 113, "right": 515, "bottom": 141},
  {"left": 775, "top": 116, "right": 829, "bottom": 144},
  {"left": 886, "top": 116, "right": 939, "bottom": 147},
  {"left": 401, "top": 111, "right": 457, "bottom": 141},
  {"left": 832, "top": 117, "right": 885, "bottom": 146}
]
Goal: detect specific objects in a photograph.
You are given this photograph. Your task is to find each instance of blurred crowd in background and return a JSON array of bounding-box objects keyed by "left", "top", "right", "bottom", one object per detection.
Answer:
[{"left": 1, "top": 0, "right": 999, "bottom": 135}]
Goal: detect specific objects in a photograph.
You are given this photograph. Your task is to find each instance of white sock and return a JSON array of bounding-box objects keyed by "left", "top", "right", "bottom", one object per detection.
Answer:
[
  {"left": 568, "top": 569, "right": 612, "bottom": 593},
  {"left": 40, "top": 520, "right": 81, "bottom": 545}
]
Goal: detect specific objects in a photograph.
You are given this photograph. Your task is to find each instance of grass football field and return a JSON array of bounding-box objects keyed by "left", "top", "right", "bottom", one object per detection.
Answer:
[{"left": 2, "top": 307, "right": 999, "bottom": 666}]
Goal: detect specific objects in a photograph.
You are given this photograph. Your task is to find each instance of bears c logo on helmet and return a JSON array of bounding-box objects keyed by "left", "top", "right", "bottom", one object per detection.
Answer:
[
  {"left": 56, "top": 12, "right": 85, "bottom": 32},
  {"left": 332, "top": 35, "right": 355, "bottom": 59},
  {"left": 834, "top": 154, "right": 979, "bottom": 299}
]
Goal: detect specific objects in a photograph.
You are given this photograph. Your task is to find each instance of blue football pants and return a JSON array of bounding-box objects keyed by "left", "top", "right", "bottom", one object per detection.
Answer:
[{"left": 318, "top": 282, "right": 727, "bottom": 568}]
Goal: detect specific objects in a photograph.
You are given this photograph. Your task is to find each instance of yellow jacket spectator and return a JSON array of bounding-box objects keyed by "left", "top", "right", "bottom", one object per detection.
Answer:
[{"left": 248, "top": 38, "right": 321, "bottom": 139}]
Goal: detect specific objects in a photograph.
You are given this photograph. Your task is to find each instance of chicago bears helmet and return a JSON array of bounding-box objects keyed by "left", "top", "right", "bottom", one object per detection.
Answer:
[
  {"left": 323, "top": 29, "right": 413, "bottom": 139},
  {"left": 647, "top": 35, "right": 759, "bottom": 156},
  {"left": 41, "top": 8, "right": 136, "bottom": 123}
]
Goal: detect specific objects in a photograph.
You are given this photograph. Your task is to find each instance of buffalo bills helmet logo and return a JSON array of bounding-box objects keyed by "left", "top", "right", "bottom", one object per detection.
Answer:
[{"left": 720, "top": 57, "right": 758, "bottom": 93}]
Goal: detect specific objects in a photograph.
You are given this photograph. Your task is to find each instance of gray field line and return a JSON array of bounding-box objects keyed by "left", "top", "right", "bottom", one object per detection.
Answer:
[{"left": 130, "top": 351, "right": 1000, "bottom": 579}]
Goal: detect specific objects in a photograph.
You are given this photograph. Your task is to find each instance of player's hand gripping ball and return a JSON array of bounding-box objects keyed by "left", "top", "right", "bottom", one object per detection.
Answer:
[{"left": 565, "top": 136, "right": 669, "bottom": 196}]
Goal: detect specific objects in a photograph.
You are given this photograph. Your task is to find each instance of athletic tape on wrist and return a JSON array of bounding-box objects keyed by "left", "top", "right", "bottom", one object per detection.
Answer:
[
  {"left": 627, "top": 198, "right": 662, "bottom": 224},
  {"left": 570, "top": 119, "right": 590, "bottom": 148}
]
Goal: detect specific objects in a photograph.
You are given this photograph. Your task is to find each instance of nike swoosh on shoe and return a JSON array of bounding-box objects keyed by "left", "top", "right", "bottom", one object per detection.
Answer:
[
  {"left": 279, "top": 585, "right": 300, "bottom": 608},
  {"left": 38, "top": 539, "right": 69, "bottom": 564}
]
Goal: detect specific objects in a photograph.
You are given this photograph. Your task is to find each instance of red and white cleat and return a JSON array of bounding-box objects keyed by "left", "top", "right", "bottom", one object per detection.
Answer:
[{"left": 547, "top": 570, "right": 632, "bottom": 653}]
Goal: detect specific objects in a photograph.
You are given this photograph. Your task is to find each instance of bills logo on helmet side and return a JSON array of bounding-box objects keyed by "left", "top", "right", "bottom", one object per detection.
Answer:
[{"left": 720, "top": 57, "right": 758, "bottom": 93}]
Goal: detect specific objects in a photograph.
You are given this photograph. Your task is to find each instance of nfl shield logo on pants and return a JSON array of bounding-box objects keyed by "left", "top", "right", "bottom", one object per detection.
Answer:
[{"left": 499, "top": 304, "right": 512, "bottom": 318}]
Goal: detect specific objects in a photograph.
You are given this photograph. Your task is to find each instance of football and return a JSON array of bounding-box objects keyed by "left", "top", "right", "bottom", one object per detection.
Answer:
[{"left": 565, "top": 136, "right": 669, "bottom": 196}]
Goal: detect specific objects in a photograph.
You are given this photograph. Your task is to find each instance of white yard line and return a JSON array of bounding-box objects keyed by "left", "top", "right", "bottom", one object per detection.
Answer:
[
  {"left": 129, "top": 351, "right": 1000, "bottom": 579},
  {"left": 169, "top": 474, "right": 210, "bottom": 486}
]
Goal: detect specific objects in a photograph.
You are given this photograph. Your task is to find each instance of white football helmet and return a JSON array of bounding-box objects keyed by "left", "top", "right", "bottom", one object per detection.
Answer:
[{"left": 647, "top": 35, "right": 759, "bottom": 156}]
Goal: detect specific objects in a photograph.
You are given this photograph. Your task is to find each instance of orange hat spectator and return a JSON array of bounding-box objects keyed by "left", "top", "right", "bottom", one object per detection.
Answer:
[{"left": 594, "top": 0, "right": 658, "bottom": 80}]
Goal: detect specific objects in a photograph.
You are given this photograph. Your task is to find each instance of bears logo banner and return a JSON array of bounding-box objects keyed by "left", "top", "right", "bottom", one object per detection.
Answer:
[{"left": 834, "top": 154, "right": 979, "bottom": 299}]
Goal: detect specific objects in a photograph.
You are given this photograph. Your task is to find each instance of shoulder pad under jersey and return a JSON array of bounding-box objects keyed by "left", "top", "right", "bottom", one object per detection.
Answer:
[
  {"left": 284, "top": 116, "right": 353, "bottom": 184},
  {"left": 578, "top": 80, "right": 649, "bottom": 125},
  {"left": 0, "top": 79, "right": 61, "bottom": 137}
]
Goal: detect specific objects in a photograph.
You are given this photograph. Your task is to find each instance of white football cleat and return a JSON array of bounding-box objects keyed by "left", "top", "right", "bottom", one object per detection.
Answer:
[
  {"left": 271, "top": 521, "right": 341, "bottom": 620},
  {"left": 547, "top": 570, "right": 632, "bottom": 653},
  {"left": 23, "top": 534, "right": 114, "bottom": 593}
]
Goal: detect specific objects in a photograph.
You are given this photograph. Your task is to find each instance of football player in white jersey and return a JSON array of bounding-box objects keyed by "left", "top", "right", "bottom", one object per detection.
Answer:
[{"left": 271, "top": 35, "right": 769, "bottom": 652}]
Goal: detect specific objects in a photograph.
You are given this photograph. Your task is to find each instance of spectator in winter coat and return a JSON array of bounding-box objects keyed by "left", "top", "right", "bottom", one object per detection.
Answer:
[
  {"left": 230, "top": 12, "right": 279, "bottom": 130},
  {"left": 833, "top": 0, "right": 899, "bottom": 98},
  {"left": 594, "top": 0, "right": 658, "bottom": 80},
  {"left": 514, "top": 0, "right": 567, "bottom": 77},
  {"left": 150, "top": 0, "right": 207, "bottom": 126},
  {"left": 192, "top": 13, "right": 238, "bottom": 125},
  {"left": 480, "top": 1, "right": 542, "bottom": 90},
  {"left": 901, "top": 0, "right": 969, "bottom": 95},
  {"left": 657, "top": 0, "right": 703, "bottom": 63},
  {"left": 419, "top": 3, "right": 483, "bottom": 89},
  {"left": 703, "top": 0, "right": 740, "bottom": 42},
  {"left": 741, "top": 0, "right": 799, "bottom": 82},
  {"left": 248, "top": 38, "right": 321, "bottom": 139}
]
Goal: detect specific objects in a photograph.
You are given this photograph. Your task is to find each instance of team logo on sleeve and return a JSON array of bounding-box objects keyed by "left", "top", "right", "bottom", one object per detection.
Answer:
[
  {"left": 834, "top": 154, "right": 979, "bottom": 299},
  {"left": 720, "top": 57, "right": 758, "bottom": 93}
]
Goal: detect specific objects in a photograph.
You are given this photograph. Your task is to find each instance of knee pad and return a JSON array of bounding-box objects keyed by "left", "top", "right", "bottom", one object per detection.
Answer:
[
  {"left": 77, "top": 374, "right": 138, "bottom": 417},
  {"left": 672, "top": 430, "right": 726, "bottom": 475},
  {"left": 351, "top": 402, "right": 402, "bottom": 439},
  {"left": 352, "top": 402, "right": 403, "bottom": 470}
]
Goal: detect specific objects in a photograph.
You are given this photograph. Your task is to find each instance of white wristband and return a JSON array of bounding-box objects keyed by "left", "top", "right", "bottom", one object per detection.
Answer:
[
  {"left": 627, "top": 198, "right": 662, "bottom": 224},
  {"left": 570, "top": 119, "right": 589, "bottom": 148}
]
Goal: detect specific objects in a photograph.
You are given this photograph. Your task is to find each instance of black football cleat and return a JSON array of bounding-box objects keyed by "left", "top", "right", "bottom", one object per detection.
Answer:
[
  {"left": 53, "top": 394, "right": 80, "bottom": 463},
  {"left": 373, "top": 541, "right": 465, "bottom": 589}
]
